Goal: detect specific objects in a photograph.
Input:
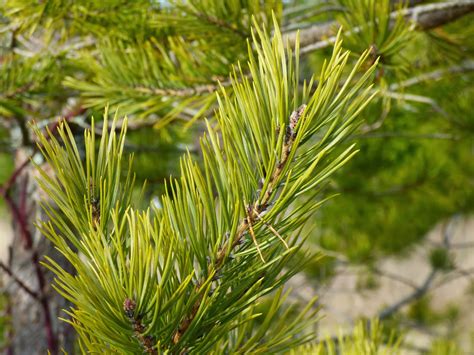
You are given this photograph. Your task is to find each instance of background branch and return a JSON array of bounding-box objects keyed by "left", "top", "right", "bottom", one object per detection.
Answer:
[{"left": 286, "top": 1, "right": 474, "bottom": 55}]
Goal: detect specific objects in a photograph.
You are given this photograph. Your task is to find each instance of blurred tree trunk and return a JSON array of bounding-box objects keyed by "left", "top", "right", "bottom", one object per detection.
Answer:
[{"left": 3, "top": 147, "right": 75, "bottom": 354}]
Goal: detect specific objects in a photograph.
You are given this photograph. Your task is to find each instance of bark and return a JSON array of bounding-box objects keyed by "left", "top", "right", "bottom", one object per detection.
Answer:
[
  {"left": 407, "top": 0, "right": 474, "bottom": 30},
  {"left": 285, "top": 0, "right": 474, "bottom": 53}
]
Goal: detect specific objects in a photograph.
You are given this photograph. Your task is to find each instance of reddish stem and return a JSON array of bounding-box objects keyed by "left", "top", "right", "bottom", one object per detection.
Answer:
[
  {"left": 0, "top": 158, "right": 31, "bottom": 197},
  {"left": 0, "top": 261, "right": 40, "bottom": 300},
  {"left": 1, "top": 173, "right": 58, "bottom": 353}
]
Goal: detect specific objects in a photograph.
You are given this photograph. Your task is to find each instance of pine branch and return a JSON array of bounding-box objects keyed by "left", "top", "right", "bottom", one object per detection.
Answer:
[
  {"left": 191, "top": 10, "right": 249, "bottom": 38},
  {"left": 133, "top": 78, "right": 231, "bottom": 98},
  {"left": 172, "top": 104, "right": 307, "bottom": 344},
  {"left": 34, "top": 18, "right": 378, "bottom": 353},
  {"left": 218, "top": 104, "right": 307, "bottom": 267},
  {"left": 406, "top": 0, "right": 474, "bottom": 30},
  {"left": 287, "top": 0, "right": 474, "bottom": 55}
]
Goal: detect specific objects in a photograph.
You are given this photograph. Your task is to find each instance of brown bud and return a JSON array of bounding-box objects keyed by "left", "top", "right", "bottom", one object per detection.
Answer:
[
  {"left": 289, "top": 104, "right": 307, "bottom": 131},
  {"left": 123, "top": 298, "right": 136, "bottom": 319}
]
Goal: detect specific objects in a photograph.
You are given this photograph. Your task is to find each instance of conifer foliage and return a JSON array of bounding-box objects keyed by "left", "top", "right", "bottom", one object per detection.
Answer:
[
  {"left": 2, "top": 0, "right": 472, "bottom": 353},
  {"left": 34, "top": 19, "right": 376, "bottom": 353}
]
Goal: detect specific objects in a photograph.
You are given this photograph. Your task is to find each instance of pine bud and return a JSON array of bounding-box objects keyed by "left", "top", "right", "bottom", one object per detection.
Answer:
[{"left": 123, "top": 298, "right": 136, "bottom": 319}]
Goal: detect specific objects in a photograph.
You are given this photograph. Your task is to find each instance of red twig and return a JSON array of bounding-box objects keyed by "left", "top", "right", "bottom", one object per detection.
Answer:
[
  {"left": 3, "top": 194, "right": 30, "bottom": 248},
  {"left": 1, "top": 168, "right": 58, "bottom": 353},
  {"left": 0, "top": 261, "right": 40, "bottom": 300},
  {"left": 0, "top": 158, "right": 31, "bottom": 197}
]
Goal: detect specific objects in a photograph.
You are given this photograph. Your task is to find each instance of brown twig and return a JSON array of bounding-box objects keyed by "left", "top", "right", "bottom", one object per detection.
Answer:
[
  {"left": 33, "top": 250, "right": 57, "bottom": 354},
  {"left": 216, "top": 104, "right": 306, "bottom": 268},
  {"left": 134, "top": 83, "right": 219, "bottom": 97},
  {"left": 132, "top": 74, "right": 249, "bottom": 99},
  {"left": 406, "top": 0, "right": 474, "bottom": 30}
]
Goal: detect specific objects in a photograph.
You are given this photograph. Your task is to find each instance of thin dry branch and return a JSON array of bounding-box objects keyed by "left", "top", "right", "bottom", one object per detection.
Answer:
[
  {"left": 134, "top": 82, "right": 219, "bottom": 98},
  {"left": 390, "top": 60, "right": 474, "bottom": 90},
  {"left": 378, "top": 269, "right": 437, "bottom": 319},
  {"left": 378, "top": 216, "right": 459, "bottom": 320},
  {"left": 371, "top": 266, "right": 420, "bottom": 290}
]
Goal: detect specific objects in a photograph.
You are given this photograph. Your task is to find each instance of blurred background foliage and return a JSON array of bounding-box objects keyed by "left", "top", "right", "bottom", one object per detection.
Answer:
[
  {"left": 0, "top": 0, "right": 473, "bottom": 353},
  {"left": 317, "top": 65, "right": 474, "bottom": 261}
]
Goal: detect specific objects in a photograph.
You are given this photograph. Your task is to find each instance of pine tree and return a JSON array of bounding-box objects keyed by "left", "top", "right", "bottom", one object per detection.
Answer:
[{"left": 1, "top": 0, "right": 473, "bottom": 353}]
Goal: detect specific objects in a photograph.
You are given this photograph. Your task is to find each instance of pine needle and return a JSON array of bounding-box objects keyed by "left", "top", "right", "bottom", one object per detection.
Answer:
[
  {"left": 255, "top": 210, "right": 289, "bottom": 250},
  {"left": 246, "top": 210, "right": 265, "bottom": 263}
]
